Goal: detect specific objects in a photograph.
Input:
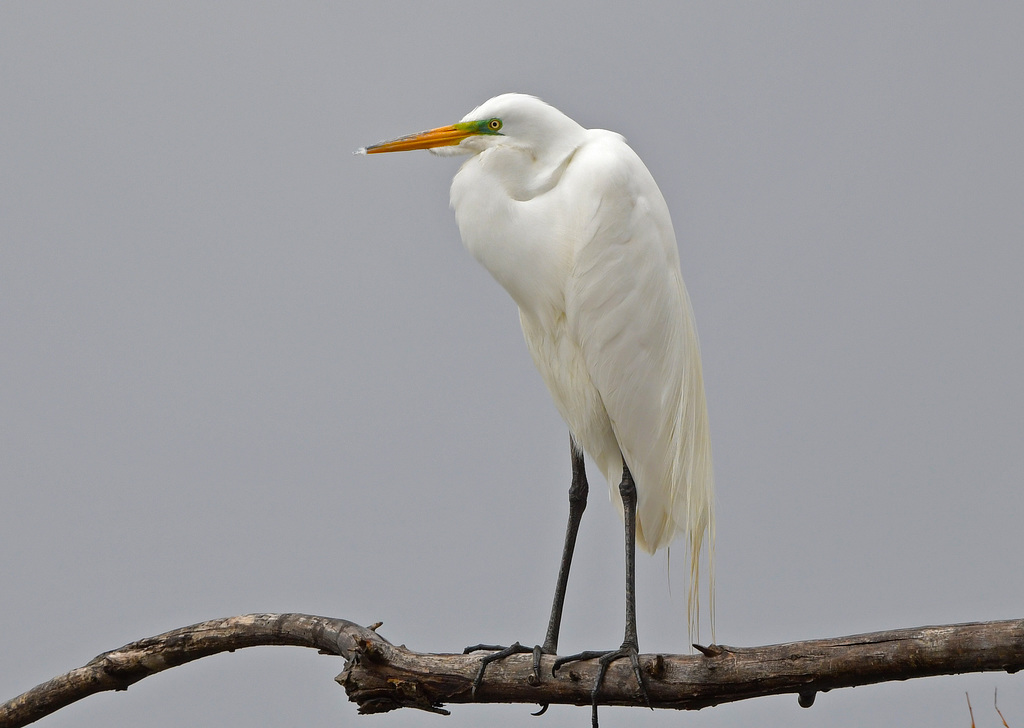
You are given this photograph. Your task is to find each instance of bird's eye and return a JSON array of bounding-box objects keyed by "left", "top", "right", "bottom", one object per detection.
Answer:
[{"left": 487, "top": 118, "right": 502, "bottom": 131}]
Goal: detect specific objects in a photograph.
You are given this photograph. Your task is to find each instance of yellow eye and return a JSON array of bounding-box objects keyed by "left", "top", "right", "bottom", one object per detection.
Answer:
[{"left": 488, "top": 118, "right": 502, "bottom": 131}]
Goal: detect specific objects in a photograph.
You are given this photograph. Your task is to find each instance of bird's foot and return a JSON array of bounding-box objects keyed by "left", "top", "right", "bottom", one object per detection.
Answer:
[
  {"left": 463, "top": 642, "right": 550, "bottom": 698},
  {"left": 553, "top": 642, "right": 650, "bottom": 728}
]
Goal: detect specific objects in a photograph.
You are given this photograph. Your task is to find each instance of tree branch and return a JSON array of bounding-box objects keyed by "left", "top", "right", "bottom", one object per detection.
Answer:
[
  {"left": 0, "top": 614, "right": 368, "bottom": 728},
  {"left": 1, "top": 615, "right": 1021, "bottom": 728}
]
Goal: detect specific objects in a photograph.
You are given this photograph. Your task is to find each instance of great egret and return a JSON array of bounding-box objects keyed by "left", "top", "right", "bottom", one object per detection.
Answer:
[{"left": 360, "top": 94, "right": 714, "bottom": 719}]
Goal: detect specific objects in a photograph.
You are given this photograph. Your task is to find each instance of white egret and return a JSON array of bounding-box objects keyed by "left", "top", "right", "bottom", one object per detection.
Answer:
[{"left": 360, "top": 94, "right": 714, "bottom": 719}]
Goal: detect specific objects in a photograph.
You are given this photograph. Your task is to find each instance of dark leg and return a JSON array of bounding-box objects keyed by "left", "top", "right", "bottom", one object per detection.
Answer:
[
  {"left": 541, "top": 436, "right": 589, "bottom": 653},
  {"left": 465, "top": 434, "right": 589, "bottom": 696},
  {"left": 553, "top": 461, "right": 650, "bottom": 728}
]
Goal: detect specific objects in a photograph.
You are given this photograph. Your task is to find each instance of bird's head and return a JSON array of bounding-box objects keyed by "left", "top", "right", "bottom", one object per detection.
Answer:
[{"left": 357, "top": 93, "right": 586, "bottom": 160}]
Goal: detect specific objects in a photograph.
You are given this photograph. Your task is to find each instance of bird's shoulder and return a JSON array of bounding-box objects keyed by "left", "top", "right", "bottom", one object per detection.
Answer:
[
  {"left": 563, "top": 130, "right": 661, "bottom": 216},
  {"left": 569, "top": 130, "right": 642, "bottom": 182},
  {"left": 559, "top": 130, "right": 671, "bottom": 253}
]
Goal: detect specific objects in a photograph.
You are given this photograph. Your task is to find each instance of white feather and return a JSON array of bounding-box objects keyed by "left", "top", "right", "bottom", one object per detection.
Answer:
[{"left": 448, "top": 94, "right": 715, "bottom": 637}]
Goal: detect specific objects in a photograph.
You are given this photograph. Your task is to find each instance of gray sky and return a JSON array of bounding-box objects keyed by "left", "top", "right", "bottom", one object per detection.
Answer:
[{"left": 2, "top": 2, "right": 1022, "bottom": 726}]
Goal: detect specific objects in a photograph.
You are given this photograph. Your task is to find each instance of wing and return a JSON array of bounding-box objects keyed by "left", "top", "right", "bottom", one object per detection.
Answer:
[{"left": 563, "top": 131, "right": 714, "bottom": 574}]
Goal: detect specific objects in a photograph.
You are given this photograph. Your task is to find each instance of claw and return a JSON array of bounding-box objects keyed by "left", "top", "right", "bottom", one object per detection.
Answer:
[
  {"left": 552, "top": 644, "right": 650, "bottom": 728},
  {"left": 464, "top": 643, "right": 509, "bottom": 654},
  {"left": 553, "top": 649, "right": 606, "bottom": 675},
  {"left": 465, "top": 642, "right": 550, "bottom": 699}
]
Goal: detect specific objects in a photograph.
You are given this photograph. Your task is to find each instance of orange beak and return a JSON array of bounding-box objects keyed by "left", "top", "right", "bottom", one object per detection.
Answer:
[{"left": 360, "top": 123, "right": 479, "bottom": 154}]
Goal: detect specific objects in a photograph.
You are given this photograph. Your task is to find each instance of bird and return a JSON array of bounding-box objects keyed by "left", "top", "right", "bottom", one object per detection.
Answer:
[{"left": 359, "top": 94, "right": 714, "bottom": 722}]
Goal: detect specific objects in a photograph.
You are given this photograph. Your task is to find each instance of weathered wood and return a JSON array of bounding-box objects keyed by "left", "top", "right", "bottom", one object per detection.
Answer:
[
  {"left": 1, "top": 614, "right": 1021, "bottom": 728},
  {"left": 340, "top": 618, "right": 1024, "bottom": 713},
  {"left": 0, "top": 614, "right": 367, "bottom": 728}
]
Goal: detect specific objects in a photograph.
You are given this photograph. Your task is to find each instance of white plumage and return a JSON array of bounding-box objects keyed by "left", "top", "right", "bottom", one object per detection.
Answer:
[{"left": 362, "top": 93, "right": 714, "bottom": 642}]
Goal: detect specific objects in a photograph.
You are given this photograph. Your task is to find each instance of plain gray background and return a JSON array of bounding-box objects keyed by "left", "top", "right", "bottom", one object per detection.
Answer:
[{"left": 2, "top": 3, "right": 1022, "bottom": 726}]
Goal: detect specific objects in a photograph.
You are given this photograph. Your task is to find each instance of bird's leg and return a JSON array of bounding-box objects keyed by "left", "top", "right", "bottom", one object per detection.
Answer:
[
  {"left": 464, "top": 435, "right": 589, "bottom": 699},
  {"left": 552, "top": 461, "right": 650, "bottom": 728},
  {"left": 541, "top": 437, "right": 589, "bottom": 655}
]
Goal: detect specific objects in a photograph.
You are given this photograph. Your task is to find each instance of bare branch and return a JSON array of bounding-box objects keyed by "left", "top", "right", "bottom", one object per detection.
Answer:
[
  {"left": 341, "top": 618, "right": 1024, "bottom": 713},
  {"left": 0, "top": 613, "right": 367, "bottom": 728},
  {"left": 1, "top": 615, "right": 1021, "bottom": 728}
]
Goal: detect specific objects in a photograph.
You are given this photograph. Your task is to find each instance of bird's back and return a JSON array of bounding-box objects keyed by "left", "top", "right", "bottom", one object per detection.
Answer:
[{"left": 561, "top": 130, "right": 712, "bottom": 547}]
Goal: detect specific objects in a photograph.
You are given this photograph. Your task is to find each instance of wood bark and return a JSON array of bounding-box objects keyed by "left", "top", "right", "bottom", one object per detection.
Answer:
[{"left": 0, "top": 614, "right": 1021, "bottom": 728}]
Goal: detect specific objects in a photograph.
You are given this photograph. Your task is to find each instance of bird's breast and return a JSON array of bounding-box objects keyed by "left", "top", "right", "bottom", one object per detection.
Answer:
[
  {"left": 451, "top": 152, "right": 624, "bottom": 483},
  {"left": 450, "top": 155, "right": 573, "bottom": 325}
]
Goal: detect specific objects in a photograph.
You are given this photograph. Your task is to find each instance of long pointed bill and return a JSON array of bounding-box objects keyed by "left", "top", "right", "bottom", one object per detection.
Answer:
[{"left": 359, "top": 123, "right": 477, "bottom": 154}]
